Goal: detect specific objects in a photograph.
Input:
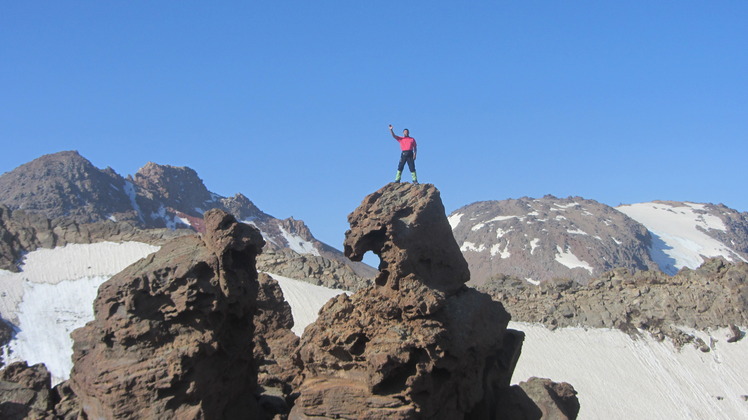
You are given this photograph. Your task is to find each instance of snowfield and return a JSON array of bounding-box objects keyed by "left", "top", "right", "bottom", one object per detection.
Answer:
[
  {"left": 512, "top": 323, "right": 748, "bottom": 420},
  {"left": 0, "top": 243, "right": 746, "bottom": 419},
  {"left": 0, "top": 242, "right": 159, "bottom": 382},
  {"left": 617, "top": 202, "right": 747, "bottom": 274}
]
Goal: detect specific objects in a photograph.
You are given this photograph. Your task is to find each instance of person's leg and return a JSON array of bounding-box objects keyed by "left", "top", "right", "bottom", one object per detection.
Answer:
[
  {"left": 395, "top": 152, "right": 407, "bottom": 182},
  {"left": 406, "top": 154, "right": 418, "bottom": 183}
]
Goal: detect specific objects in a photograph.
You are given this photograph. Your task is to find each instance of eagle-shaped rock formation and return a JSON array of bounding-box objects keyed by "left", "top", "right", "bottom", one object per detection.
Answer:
[{"left": 291, "top": 183, "right": 577, "bottom": 419}]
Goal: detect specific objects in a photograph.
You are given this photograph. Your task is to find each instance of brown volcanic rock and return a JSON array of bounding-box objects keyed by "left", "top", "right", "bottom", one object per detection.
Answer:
[
  {"left": 292, "top": 183, "right": 539, "bottom": 419},
  {"left": 0, "top": 362, "right": 83, "bottom": 420},
  {"left": 69, "top": 209, "right": 265, "bottom": 419},
  {"left": 0, "top": 362, "right": 54, "bottom": 420},
  {"left": 254, "top": 273, "right": 301, "bottom": 416},
  {"left": 344, "top": 182, "right": 469, "bottom": 294},
  {"left": 493, "top": 377, "right": 579, "bottom": 420}
]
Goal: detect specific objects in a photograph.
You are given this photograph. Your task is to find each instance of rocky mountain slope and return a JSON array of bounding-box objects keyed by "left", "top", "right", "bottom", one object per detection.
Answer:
[
  {"left": 0, "top": 151, "right": 375, "bottom": 289},
  {"left": 450, "top": 196, "right": 748, "bottom": 285},
  {"left": 450, "top": 196, "right": 659, "bottom": 285},
  {"left": 480, "top": 258, "right": 747, "bottom": 348}
]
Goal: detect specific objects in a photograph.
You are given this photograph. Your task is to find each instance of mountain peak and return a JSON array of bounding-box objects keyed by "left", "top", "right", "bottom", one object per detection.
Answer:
[
  {"left": 0, "top": 151, "right": 133, "bottom": 223},
  {"left": 132, "top": 162, "right": 212, "bottom": 211}
]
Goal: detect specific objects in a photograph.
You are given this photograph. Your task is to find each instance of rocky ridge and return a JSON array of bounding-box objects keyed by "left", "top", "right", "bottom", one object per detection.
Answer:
[
  {"left": 0, "top": 151, "right": 375, "bottom": 285},
  {"left": 480, "top": 257, "right": 748, "bottom": 349},
  {"left": 0, "top": 204, "right": 186, "bottom": 272},
  {"left": 292, "top": 183, "right": 578, "bottom": 419}
]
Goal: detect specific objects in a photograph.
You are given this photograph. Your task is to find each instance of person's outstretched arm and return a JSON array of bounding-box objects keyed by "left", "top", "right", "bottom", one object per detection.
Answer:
[{"left": 388, "top": 124, "right": 402, "bottom": 140}]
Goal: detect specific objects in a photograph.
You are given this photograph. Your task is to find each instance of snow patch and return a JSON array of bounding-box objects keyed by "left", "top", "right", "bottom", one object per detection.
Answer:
[
  {"left": 267, "top": 273, "right": 347, "bottom": 336},
  {"left": 511, "top": 323, "right": 748, "bottom": 420},
  {"left": 529, "top": 238, "right": 540, "bottom": 255},
  {"left": 7, "top": 276, "right": 108, "bottom": 383},
  {"left": 279, "top": 227, "right": 321, "bottom": 256},
  {"left": 0, "top": 242, "right": 160, "bottom": 384},
  {"left": 471, "top": 223, "right": 486, "bottom": 231},
  {"left": 151, "top": 205, "right": 178, "bottom": 229},
  {"left": 123, "top": 181, "right": 144, "bottom": 222},
  {"left": 554, "top": 202, "right": 580, "bottom": 209},
  {"left": 448, "top": 213, "right": 463, "bottom": 229},
  {"left": 555, "top": 246, "right": 594, "bottom": 273},
  {"left": 567, "top": 228, "right": 588, "bottom": 235},
  {"left": 460, "top": 242, "right": 486, "bottom": 253},
  {"left": 241, "top": 220, "right": 278, "bottom": 246},
  {"left": 525, "top": 278, "right": 540, "bottom": 286},
  {"left": 618, "top": 202, "right": 745, "bottom": 273},
  {"left": 490, "top": 241, "right": 511, "bottom": 258}
]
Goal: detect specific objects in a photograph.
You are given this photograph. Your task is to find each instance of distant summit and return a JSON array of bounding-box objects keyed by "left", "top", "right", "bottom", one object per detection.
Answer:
[
  {"left": 0, "top": 151, "right": 376, "bottom": 287},
  {"left": 0, "top": 151, "right": 137, "bottom": 223},
  {"left": 451, "top": 196, "right": 748, "bottom": 285}
]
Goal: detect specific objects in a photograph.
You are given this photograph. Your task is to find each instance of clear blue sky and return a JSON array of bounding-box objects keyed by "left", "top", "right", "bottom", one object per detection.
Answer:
[{"left": 2, "top": 2, "right": 746, "bottom": 252}]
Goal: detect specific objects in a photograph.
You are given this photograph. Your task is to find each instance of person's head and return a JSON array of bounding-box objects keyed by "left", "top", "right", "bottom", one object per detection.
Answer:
[{"left": 403, "top": 128, "right": 410, "bottom": 137}]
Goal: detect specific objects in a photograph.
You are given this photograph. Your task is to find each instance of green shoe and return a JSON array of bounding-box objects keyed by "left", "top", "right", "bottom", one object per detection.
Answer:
[{"left": 395, "top": 171, "right": 402, "bottom": 183}]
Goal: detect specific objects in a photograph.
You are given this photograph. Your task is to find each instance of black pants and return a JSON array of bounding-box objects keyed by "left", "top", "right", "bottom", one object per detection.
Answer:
[{"left": 397, "top": 150, "right": 416, "bottom": 173}]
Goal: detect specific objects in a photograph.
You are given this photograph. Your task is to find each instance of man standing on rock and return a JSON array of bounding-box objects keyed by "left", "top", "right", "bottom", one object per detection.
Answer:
[{"left": 389, "top": 124, "right": 418, "bottom": 184}]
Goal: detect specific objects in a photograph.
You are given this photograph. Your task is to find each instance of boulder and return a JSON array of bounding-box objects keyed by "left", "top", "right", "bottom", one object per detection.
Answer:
[
  {"left": 69, "top": 209, "right": 265, "bottom": 419},
  {"left": 0, "top": 362, "right": 54, "bottom": 420}
]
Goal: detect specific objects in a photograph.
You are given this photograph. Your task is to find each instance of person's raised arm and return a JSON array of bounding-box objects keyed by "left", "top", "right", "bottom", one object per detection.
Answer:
[{"left": 388, "top": 124, "right": 402, "bottom": 140}]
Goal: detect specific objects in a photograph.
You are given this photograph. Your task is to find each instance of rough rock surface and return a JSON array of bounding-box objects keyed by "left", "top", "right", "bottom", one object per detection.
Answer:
[
  {"left": 292, "top": 183, "right": 576, "bottom": 419},
  {"left": 254, "top": 273, "right": 301, "bottom": 416},
  {"left": 450, "top": 196, "right": 659, "bottom": 285},
  {"left": 481, "top": 258, "right": 748, "bottom": 348},
  {"left": 345, "top": 182, "right": 470, "bottom": 294},
  {"left": 69, "top": 209, "right": 265, "bottom": 419},
  {"left": 493, "top": 377, "right": 579, "bottom": 420},
  {"left": 0, "top": 362, "right": 54, "bottom": 419},
  {"left": 0, "top": 362, "right": 81, "bottom": 420}
]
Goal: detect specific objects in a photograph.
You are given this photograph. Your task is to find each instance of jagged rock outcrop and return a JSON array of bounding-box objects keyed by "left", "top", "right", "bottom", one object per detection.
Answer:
[
  {"left": 69, "top": 209, "right": 265, "bottom": 419},
  {"left": 345, "top": 183, "right": 470, "bottom": 294},
  {"left": 480, "top": 257, "right": 748, "bottom": 348},
  {"left": 0, "top": 362, "right": 54, "bottom": 419},
  {"left": 450, "top": 196, "right": 659, "bottom": 285},
  {"left": 254, "top": 273, "right": 301, "bottom": 416},
  {"left": 0, "top": 362, "right": 80, "bottom": 420},
  {"left": 292, "top": 183, "right": 577, "bottom": 419}
]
